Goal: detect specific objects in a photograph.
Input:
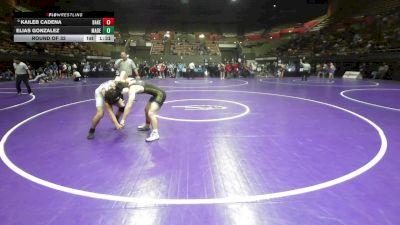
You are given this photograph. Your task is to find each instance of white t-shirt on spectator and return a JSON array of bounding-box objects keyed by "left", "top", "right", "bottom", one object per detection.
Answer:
[
  {"left": 189, "top": 62, "right": 195, "bottom": 70},
  {"left": 301, "top": 62, "right": 311, "bottom": 72},
  {"left": 73, "top": 71, "right": 81, "bottom": 78}
]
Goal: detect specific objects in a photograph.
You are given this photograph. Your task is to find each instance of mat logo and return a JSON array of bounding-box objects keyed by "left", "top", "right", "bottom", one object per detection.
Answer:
[{"left": 172, "top": 105, "right": 227, "bottom": 111}]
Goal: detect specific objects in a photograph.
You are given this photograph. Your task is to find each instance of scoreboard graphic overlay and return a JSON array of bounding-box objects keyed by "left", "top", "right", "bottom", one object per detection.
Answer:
[{"left": 14, "top": 12, "right": 115, "bottom": 42}]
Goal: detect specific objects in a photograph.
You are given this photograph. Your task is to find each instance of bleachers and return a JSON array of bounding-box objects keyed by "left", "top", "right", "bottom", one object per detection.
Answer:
[
  {"left": 171, "top": 41, "right": 199, "bottom": 55},
  {"left": 363, "top": 0, "right": 400, "bottom": 15},
  {"left": 310, "top": 0, "right": 400, "bottom": 34},
  {"left": 205, "top": 41, "right": 220, "bottom": 55},
  {"left": 276, "top": 3, "right": 400, "bottom": 58},
  {"left": 150, "top": 41, "right": 165, "bottom": 55},
  {"left": 169, "top": 41, "right": 220, "bottom": 56},
  {"left": 308, "top": 15, "right": 330, "bottom": 32}
]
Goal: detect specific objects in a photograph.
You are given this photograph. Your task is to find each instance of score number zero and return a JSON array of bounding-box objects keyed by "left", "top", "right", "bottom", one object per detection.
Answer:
[
  {"left": 103, "top": 18, "right": 114, "bottom": 26},
  {"left": 102, "top": 18, "right": 114, "bottom": 35},
  {"left": 91, "top": 18, "right": 114, "bottom": 34}
]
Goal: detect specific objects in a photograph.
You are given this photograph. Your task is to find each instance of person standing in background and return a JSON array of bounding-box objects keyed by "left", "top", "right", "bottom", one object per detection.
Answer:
[
  {"left": 51, "top": 62, "right": 58, "bottom": 78},
  {"left": 328, "top": 62, "right": 336, "bottom": 82},
  {"left": 60, "top": 62, "right": 67, "bottom": 79},
  {"left": 300, "top": 58, "right": 311, "bottom": 81},
  {"left": 158, "top": 62, "right": 166, "bottom": 79},
  {"left": 188, "top": 62, "right": 195, "bottom": 79},
  {"left": 322, "top": 63, "right": 329, "bottom": 79},
  {"left": 218, "top": 62, "right": 225, "bottom": 80},
  {"left": 114, "top": 51, "right": 139, "bottom": 78},
  {"left": 225, "top": 62, "right": 233, "bottom": 79},
  {"left": 316, "top": 64, "right": 323, "bottom": 78},
  {"left": 13, "top": 58, "right": 33, "bottom": 96},
  {"left": 278, "top": 60, "right": 286, "bottom": 79},
  {"left": 0, "top": 69, "right": 13, "bottom": 81},
  {"left": 177, "top": 63, "right": 184, "bottom": 78}
]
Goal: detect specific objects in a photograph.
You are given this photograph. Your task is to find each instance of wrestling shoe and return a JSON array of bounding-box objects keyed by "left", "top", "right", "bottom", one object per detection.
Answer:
[
  {"left": 137, "top": 124, "right": 150, "bottom": 131},
  {"left": 87, "top": 132, "right": 95, "bottom": 139},
  {"left": 145, "top": 131, "right": 159, "bottom": 142}
]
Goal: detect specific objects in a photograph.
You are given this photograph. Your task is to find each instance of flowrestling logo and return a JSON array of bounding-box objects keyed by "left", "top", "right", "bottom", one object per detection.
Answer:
[{"left": 171, "top": 105, "right": 227, "bottom": 111}]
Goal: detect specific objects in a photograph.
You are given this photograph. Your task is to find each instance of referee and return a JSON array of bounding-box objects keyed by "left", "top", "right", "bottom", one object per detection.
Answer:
[
  {"left": 300, "top": 58, "right": 311, "bottom": 81},
  {"left": 114, "top": 51, "right": 139, "bottom": 78},
  {"left": 13, "top": 58, "right": 33, "bottom": 95}
]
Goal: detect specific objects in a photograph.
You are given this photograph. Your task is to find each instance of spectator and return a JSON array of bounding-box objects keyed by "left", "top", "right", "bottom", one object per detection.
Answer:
[
  {"left": 225, "top": 63, "right": 233, "bottom": 79},
  {"left": 51, "top": 62, "right": 58, "bottom": 78},
  {"left": 188, "top": 62, "right": 195, "bottom": 79},
  {"left": 373, "top": 63, "right": 389, "bottom": 79},
  {"left": 316, "top": 64, "right": 323, "bottom": 78},
  {"left": 158, "top": 62, "right": 166, "bottom": 79},
  {"left": 72, "top": 69, "right": 82, "bottom": 81},
  {"left": 61, "top": 63, "right": 67, "bottom": 78},
  {"left": 322, "top": 63, "right": 329, "bottom": 78},
  {"left": 177, "top": 63, "right": 185, "bottom": 78},
  {"left": 30, "top": 67, "right": 48, "bottom": 83},
  {"left": 0, "top": 69, "right": 13, "bottom": 81},
  {"left": 328, "top": 62, "right": 336, "bottom": 81},
  {"left": 218, "top": 62, "right": 225, "bottom": 80},
  {"left": 83, "top": 62, "right": 90, "bottom": 77},
  {"left": 278, "top": 61, "right": 286, "bottom": 78},
  {"left": 359, "top": 63, "right": 367, "bottom": 79}
]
